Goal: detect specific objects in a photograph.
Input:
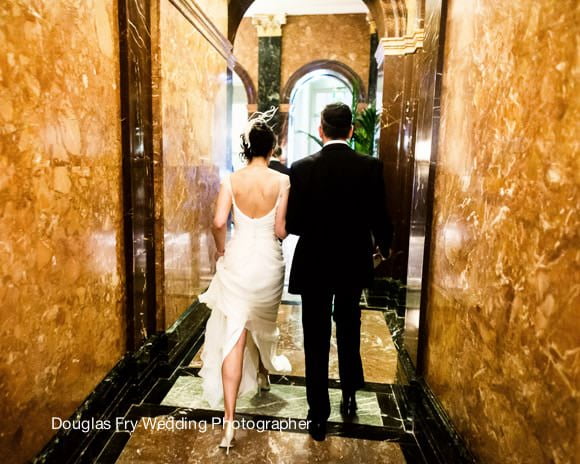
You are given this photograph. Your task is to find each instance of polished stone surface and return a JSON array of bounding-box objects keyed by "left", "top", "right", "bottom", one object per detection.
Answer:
[
  {"left": 0, "top": 1, "right": 125, "bottom": 462},
  {"left": 425, "top": 1, "right": 580, "bottom": 463},
  {"left": 280, "top": 14, "right": 371, "bottom": 95},
  {"left": 154, "top": 0, "right": 229, "bottom": 328},
  {"left": 191, "top": 305, "right": 400, "bottom": 384},
  {"left": 161, "top": 376, "right": 383, "bottom": 426},
  {"left": 116, "top": 418, "right": 407, "bottom": 463},
  {"left": 257, "top": 35, "right": 281, "bottom": 122},
  {"left": 233, "top": 18, "right": 259, "bottom": 93}
]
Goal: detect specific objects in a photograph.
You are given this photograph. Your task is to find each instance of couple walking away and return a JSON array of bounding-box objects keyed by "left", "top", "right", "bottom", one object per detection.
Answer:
[{"left": 198, "top": 103, "right": 393, "bottom": 452}]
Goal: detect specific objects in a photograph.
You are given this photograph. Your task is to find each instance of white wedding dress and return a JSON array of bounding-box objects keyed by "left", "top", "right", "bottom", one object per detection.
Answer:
[{"left": 198, "top": 174, "right": 292, "bottom": 408}]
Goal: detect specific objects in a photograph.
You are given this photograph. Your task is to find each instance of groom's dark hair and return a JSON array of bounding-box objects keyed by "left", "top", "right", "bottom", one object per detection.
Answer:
[{"left": 321, "top": 103, "right": 352, "bottom": 139}]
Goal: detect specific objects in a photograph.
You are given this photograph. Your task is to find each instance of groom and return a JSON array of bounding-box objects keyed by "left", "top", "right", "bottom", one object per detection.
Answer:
[{"left": 286, "top": 103, "right": 392, "bottom": 441}]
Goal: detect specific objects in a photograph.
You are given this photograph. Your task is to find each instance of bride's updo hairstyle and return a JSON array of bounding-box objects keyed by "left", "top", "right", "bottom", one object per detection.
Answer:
[{"left": 240, "top": 107, "right": 277, "bottom": 162}]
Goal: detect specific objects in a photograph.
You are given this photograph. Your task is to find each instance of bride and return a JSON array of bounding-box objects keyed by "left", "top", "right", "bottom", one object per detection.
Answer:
[{"left": 198, "top": 111, "right": 292, "bottom": 453}]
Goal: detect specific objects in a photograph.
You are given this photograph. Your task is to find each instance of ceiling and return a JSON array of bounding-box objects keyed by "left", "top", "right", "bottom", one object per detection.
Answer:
[{"left": 244, "top": 0, "right": 369, "bottom": 17}]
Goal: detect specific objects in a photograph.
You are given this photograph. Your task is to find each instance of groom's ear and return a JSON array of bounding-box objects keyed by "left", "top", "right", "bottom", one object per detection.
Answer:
[
  {"left": 348, "top": 125, "right": 354, "bottom": 139},
  {"left": 318, "top": 126, "right": 324, "bottom": 139}
]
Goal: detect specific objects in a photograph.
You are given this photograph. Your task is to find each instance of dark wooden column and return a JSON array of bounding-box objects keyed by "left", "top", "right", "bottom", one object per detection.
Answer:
[{"left": 118, "top": 0, "right": 157, "bottom": 350}]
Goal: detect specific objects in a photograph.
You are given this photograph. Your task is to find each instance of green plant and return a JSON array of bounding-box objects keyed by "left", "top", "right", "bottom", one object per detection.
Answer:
[
  {"left": 352, "top": 105, "right": 380, "bottom": 156},
  {"left": 297, "top": 129, "right": 323, "bottom": 147},
  {"left": 296, "top": 79, "right": 380, "bottom": 155}
]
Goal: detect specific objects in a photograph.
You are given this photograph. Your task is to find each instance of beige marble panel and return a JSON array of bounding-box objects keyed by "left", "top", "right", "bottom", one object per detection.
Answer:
[
  {"left": 192, "top": 305, "right": 400, "bottom": 384},
  {"left": 281, "top": 14, "right": 371, "bottom": 95},
  {"left": 424, "top": 1, "right": 580, "bottom": 463},
  {"left": 117, "top": 417, "right": 407, "bottom": 463},
  {"left": 196, "top": 0, "right": 228, "bottom": 36},
  {"left": 0, "top": 1, "right": 124, "bottom": 462},
  {"left": 157, "top": 0, "right": 229, "bottom": 328},
  {"left": 233, "top": 18, "right": 259, "bottom": 91}
]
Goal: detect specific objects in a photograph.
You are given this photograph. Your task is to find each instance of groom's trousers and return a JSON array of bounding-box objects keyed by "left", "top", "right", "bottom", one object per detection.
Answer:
[{"left": 301, "top": 287, "right": 365, "bottom": 422}]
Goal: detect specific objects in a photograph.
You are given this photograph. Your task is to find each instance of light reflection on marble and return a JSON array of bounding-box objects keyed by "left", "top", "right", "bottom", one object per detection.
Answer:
[
  {"left": 0, "top": 1, "right": 124, "bottom": 462},
  {"left": 191, "top": 305, "right": 400, "bottom": 384},
  {"left": 161, "top": 376, "right": 383, "bottom": 426},
  {"left": 116, "top": 418, "right": 407, "bottom": 464},
  {"left": 424, "top": 1, "right": 580, "bottom": 463},
  {"left": 156, "top": 0, "right": 229, "bottom": 328}
]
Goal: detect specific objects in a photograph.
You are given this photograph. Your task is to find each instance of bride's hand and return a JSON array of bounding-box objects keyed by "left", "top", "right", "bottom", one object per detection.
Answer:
[{"left": 215, "top": 249, "right": 225, "bottom": 261}]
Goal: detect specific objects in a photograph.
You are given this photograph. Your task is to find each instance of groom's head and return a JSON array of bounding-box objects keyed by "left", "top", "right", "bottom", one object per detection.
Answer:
[{"left": 319, "top": 103, "right": 353, "bottom": 141}]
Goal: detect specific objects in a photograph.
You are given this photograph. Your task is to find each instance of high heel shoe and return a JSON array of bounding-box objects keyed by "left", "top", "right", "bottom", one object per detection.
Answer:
[
  {"left": 257, "top": 372, "right": 270, "bottom": 395},
  {"left": 219, "top": 420, "right": 235, "bottom": 455}
]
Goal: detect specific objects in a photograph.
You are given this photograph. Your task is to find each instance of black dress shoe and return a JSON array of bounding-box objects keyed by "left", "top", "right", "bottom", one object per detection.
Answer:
[
  {"left": 340, "top": 392, "right": 357, "bottom": 417},
  {"left": 307, "top": 420, "right": 327, "bottom": 441}
]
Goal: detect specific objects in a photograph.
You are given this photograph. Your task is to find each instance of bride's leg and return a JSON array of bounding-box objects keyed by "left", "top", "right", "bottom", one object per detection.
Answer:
[{"left": 222, "top": 329, "right": 247, "bottom": 421}]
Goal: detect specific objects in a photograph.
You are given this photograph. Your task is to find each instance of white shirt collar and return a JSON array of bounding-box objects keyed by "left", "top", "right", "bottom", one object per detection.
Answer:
[{"left": 323, "top": 139, "right": 350, "bottom": 147}]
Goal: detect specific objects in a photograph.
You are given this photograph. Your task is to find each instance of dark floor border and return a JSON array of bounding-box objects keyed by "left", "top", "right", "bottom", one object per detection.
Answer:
[
  {"left": 34, "top": 300, "right": 209, "bottom": 464},
  {"left": 404, "top": 380, "right": 476, "bottom": 464}
]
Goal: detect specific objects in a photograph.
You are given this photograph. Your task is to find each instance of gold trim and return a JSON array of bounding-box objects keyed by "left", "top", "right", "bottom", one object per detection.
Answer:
[
  {"left": 374, "top": 29, "right": 425, "bottom": 66},
  {"left": 252, "top": 14, "right": 287, "bottom": 37}
]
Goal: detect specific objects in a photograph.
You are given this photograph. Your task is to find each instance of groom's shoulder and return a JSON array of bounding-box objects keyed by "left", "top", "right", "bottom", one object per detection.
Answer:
[{"left": 290, "top": 151, "right": 321, "bottom": 172}]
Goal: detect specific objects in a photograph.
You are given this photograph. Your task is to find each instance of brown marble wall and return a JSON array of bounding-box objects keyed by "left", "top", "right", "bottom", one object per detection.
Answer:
[
  {"left": 424, "top": 1, "right": 580, "bottom": 462},
  {"left": 234, "top": 14, "right": 371, "bottom": 97},
  {"left": 155, "top": 0, "right": 229, "bottom": 329},
  {"left": 233, "top": 18, "right": 258, "bottom": 92},
  {"left": 0, "top": 1, "right": 125, "bottom": 462},
  {"left": 282, "top": 14, "right": 370, "bottom": 94}
]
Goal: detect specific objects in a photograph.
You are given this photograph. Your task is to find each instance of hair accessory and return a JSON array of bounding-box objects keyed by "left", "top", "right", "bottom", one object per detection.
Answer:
[{"left": 243, "top": 106, "right": 278, "bottom": 142}]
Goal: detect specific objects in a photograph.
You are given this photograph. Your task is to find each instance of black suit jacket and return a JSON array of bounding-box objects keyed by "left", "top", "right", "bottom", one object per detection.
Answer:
[
  {"left": 268, "top": 159, "right": 290, "bottom": 175},
  {"left": 286, "top": 143, "right": 392, "bottom": 294}
]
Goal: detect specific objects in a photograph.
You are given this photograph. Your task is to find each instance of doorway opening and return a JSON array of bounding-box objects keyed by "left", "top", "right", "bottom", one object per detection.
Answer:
[{"left": 286, "top": 70, "right": 354, "bottom": 164}]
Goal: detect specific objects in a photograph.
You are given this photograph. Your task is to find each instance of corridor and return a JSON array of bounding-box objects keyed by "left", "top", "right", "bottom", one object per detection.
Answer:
[
  {"left": 96, "top": 296, "right": 433, "bottom": 463},
  {"left": 1, "top": 0, "right": 578, "bottom": 463}
]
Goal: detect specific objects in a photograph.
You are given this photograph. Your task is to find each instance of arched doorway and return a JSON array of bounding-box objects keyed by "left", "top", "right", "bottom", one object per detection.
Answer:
[{"left": 286, "top": 70, "right": 354, "bottom": 164}]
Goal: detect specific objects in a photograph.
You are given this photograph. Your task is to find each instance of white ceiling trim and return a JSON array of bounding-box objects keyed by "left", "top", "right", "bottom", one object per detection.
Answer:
[{"left": 244, "top": 0, "right": 369, "bottom": 17}]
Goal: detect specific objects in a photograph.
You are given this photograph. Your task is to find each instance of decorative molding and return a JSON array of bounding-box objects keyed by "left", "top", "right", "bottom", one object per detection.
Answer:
[
  {"left": 374, "top": 29, "right": 425, "bottom": 67},
  {"left": 252, "top": 13, "right": 287, "bottom": 37},
  {"left": 233, "top": 63, "right": 257, "bottom": 105},
  {"left": 366, "top": 14, "right": 377, "bottom": 34},
  {"left": 169, "top": 0, "right": 235, "bottom": 68},
  {"left": 281, "top": 60, "right": 367, "bottom": 104}
]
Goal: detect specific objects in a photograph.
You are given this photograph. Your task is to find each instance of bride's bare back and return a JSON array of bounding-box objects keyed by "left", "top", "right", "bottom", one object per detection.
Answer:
[
  {"left": 231, "top": 167, "right": 283, "bottom": 218},
  {"left": 212, "top": 163, "right": 290, "bottom": 241}
]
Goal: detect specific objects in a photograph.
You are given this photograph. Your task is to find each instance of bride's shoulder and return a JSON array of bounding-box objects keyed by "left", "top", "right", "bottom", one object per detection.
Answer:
[{"left": 277, "top": 172, "right": 290, "bottom": 187}]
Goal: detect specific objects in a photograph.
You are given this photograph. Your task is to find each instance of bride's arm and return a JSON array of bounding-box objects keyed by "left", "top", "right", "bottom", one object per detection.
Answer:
[
  {"left": 212, "top": 179, "right": 233, "bottom": 256},
  {"left": 275, "top": 176, "right": 290, "bottom": 240}
]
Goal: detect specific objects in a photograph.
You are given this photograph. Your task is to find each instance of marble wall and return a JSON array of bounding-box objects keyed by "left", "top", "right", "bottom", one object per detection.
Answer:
[
  {"left": 0, "top": 1, "right": 125, "bottom": 462},
  {"left": 233, "top": 18, "right": 259, "bottom": 94},
  {"left": 282, "top": 14, "right": 370, "bottom": 95},
  {"left": 234, "top": 14, "right": 371, "bottom": 98},
  {"left": 155, "top": 0, "right": 229, "bottom": 329},
  {"left": 424, "top": 0, "right": 580, "bottom": 462}
]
